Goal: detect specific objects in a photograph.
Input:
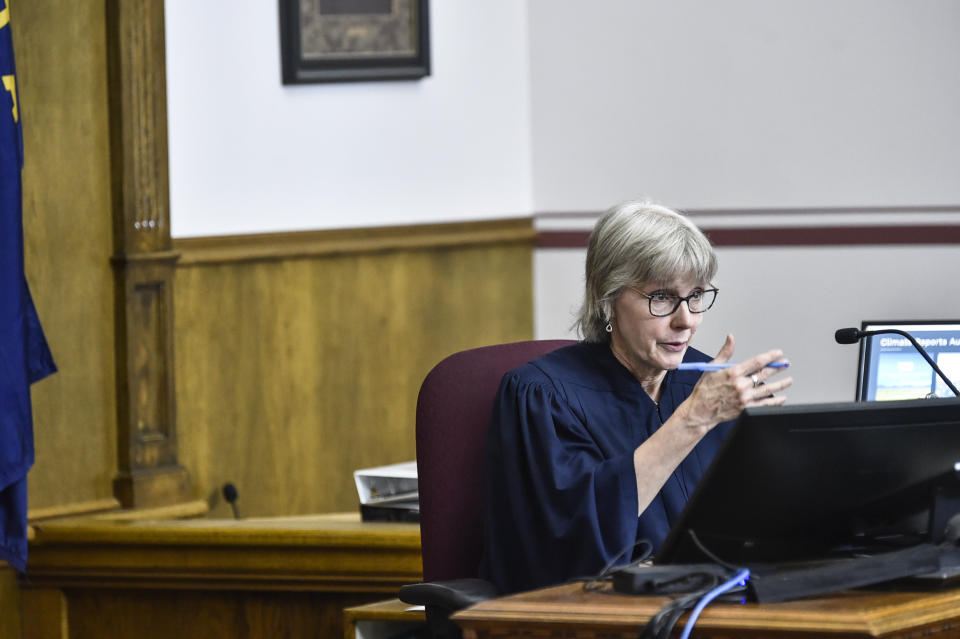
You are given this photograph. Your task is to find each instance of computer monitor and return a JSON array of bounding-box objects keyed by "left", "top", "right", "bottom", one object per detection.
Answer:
[
  {"left": 856, "top": 320, "right": 960, "bottom": 401},
  {"left": 655, "top": 397, "right": 960, "bottom": 566}
]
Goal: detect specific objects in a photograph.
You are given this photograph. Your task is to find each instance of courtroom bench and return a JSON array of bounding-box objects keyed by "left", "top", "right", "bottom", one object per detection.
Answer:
[{"left": 22, "top": 512, "right": 421, "bottom": 639}]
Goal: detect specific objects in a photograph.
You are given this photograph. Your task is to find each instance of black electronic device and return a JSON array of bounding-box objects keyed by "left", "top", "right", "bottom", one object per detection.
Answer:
[
  {"left": 612, "top": 564, "right": 734, "bottom": 595},
  {"left": 852, "top": 320, "right": 960, "bottom": 401},
  {"left": 654, "top": 397, "right": 960, "bottom": 566},
  {"left": 222, "top": 482, "right": 241, "bottom": 519}
]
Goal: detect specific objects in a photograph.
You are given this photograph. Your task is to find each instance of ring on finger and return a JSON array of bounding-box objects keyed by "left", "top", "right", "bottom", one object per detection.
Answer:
[{"left": 751, "top": 374, "right": 760, "bottom": 388}]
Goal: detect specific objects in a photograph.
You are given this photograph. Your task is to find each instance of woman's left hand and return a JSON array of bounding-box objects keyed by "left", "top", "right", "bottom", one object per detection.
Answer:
[{"left": 676, "top": 334, "right": 793, "bottom": 433}]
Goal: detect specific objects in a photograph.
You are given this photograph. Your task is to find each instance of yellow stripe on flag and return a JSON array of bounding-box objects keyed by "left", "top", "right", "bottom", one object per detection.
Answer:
[{"left": 2, "top": 75, "right": 16, "bottom": 122}]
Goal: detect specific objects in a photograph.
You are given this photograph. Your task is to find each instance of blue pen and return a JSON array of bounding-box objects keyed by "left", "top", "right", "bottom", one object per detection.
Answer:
[{"left": 677, "top": 362, "right": 790, "bottom": 371}]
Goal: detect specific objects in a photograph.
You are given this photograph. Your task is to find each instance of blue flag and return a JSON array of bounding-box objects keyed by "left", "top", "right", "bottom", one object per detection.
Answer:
[{"left": 0, "top": 0, "right": 56, "bottom": 573}]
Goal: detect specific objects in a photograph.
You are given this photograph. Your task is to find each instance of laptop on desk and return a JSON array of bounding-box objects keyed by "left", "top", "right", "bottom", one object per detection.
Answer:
[{"left": 855, "top": 320, "right": 960, "bottom": 402}]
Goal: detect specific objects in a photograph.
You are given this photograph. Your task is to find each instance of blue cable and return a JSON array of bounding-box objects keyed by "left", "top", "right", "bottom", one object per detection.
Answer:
[{"left": 678, "top": 568, "right": 750, "bottom": 639}]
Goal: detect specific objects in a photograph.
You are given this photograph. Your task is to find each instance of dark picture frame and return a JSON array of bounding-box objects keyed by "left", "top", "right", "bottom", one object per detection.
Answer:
[{"left": 279, "top": 0, "right": 431, "bottom": 84}]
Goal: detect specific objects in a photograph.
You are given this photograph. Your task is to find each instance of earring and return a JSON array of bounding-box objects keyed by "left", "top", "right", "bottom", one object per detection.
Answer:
[{"left": 605, "top": 321, "right": 613, "bottom": 333}]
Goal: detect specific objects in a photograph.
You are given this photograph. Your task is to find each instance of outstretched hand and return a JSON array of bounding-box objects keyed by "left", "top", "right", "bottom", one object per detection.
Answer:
[{"left": 677, "top": 334, "right": 793, "bottom": 433}]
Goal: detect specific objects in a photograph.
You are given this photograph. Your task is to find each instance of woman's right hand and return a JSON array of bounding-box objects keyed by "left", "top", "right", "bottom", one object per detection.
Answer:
[{"left": 676, "top": 334, "right": 793, "bottom": 434}]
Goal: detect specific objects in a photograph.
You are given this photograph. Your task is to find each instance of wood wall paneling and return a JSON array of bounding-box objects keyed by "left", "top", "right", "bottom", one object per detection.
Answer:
[
  {"left": 11, "top": 0, "right": 536, "bottom": 522},
  {"left": 0, "top": 565, "right": 22, "bottom": 639},
  {"left": 60, "top": 590, "right": 380, "bottom": 639},
  {"left": 173, "top": 220, "right": 534, "bottom": 517},
  {"left": 8, "top": 0, "right": 534, "bottom": 634},
  {"left": 15, "top": 0, "right": 117, "bottom": 509}
]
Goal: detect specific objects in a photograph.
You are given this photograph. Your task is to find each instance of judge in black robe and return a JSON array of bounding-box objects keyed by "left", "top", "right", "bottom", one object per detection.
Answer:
[{"left": 480, "top": 201, "right": 793, "bottom": 594}]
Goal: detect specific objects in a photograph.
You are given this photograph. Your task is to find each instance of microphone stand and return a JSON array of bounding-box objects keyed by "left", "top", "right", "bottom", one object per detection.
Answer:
[{"left": 862, "top": 329, "right": 960, "bottom": 398}]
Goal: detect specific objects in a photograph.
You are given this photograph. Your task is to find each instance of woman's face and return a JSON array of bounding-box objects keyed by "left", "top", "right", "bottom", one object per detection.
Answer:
[{"left": 609, "top": 277, "right": 707, "bottom": 381}]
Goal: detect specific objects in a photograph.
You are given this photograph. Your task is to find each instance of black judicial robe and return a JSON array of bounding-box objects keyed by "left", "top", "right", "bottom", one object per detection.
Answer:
[{"left": 479, "top": 341, "right": 734, "bottom": 594}]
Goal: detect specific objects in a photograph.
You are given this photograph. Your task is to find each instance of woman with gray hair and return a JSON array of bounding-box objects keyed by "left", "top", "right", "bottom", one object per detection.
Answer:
[{"left": 480, "top": 201, "right": 792, "bottom": 594}]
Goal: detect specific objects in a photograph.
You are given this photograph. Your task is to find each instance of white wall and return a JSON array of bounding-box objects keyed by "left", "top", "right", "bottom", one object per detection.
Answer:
[
  {"left": 164, "top": 1, "right": 533, "bottom": 237},
  {"left": 166, "top": 1, "right": 960, "bottom": 233},
  {"left": 527, "top": 0, "right": 960, "bottom": 210}
]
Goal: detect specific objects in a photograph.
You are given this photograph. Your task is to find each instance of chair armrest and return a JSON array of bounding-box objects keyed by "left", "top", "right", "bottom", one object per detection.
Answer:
[{"left": 399, "top": 578, "right": 499, "bottom": 612}]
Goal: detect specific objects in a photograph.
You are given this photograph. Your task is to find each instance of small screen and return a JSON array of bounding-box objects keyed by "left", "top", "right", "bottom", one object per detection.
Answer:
[{"left": 857, "top": 321, "right": 960, "bottom": 401}]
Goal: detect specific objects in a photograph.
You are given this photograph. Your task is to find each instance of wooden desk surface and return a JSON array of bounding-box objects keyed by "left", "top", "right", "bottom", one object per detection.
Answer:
[
  {"left": 453, "top": 581, "right": 960, "bottom": 638},
  {"left": 342, "top": 598, "right": 426, "bottom": 639}
]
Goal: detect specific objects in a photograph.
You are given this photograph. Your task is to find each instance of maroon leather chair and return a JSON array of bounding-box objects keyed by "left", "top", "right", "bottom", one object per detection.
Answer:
[{"left": 400, "top": 340, "right": 574, "bottom": 635}]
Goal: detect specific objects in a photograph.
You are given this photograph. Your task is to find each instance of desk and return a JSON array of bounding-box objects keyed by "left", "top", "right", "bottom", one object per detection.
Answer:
[
  {"left": 22, "top": 512, "right": 421, "bottom": 639},
  {"left": 452, "top": 581, "right": 960, "bottom": 638},
  {"left": 342, "top": 598, "right": 425, "bottom": 639}
]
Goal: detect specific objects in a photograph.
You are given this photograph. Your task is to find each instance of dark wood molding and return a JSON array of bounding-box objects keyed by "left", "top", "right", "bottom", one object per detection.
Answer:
[
  {"left": 538, "top": 225, "right": 960, "bottom": 248},
  {"left": 704, "top": 225, "right": 960, "bottom": 246},
  {"left": 173, "top": 218, "right": 536, "bottom": 265},
  {"left": 535, "top": 205, "right": 960, "bottom": 219},
  {"left": 106, "top": 0, "right": 192, "bottom": 508}
]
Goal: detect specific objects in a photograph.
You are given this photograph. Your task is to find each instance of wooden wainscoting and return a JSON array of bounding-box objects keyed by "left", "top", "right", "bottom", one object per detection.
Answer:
[
  {"left": 172, "top": 218, "right": 535, "bottom": 517},
  {"left": 17, "top": 0, "right": 119, "bottom": 511}
]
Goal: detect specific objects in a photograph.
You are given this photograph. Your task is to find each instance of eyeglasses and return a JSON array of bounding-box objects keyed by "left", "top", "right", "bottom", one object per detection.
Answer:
[{"left": 629, "top": 287, "right": 719, "bottom": 317}]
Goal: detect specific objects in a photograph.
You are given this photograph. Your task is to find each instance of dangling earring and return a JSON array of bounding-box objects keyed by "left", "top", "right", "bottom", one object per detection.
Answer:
[{"left": 605, "top": 321, "right": 613, "bottom": 333}]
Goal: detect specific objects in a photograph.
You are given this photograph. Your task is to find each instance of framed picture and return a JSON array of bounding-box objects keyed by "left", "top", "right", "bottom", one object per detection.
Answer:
[{"left": 279, "top": 0, "right": 431, "bottom": 84}]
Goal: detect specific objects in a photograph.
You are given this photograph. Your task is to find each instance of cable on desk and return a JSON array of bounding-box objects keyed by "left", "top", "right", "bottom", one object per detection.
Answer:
[{"left": 679, "top": 568, "right": 750, "bottom": 639}]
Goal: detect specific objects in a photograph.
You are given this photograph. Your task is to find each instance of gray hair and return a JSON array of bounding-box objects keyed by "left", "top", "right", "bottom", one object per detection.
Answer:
[{"left": 574, "top": 201, "right": 718, "bottom": 342}]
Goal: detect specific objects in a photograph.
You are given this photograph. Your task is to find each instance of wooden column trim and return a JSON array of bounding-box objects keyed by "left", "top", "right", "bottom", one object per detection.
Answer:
[{"left": 106, "top": 0, "right": 192, "bottom": 508}]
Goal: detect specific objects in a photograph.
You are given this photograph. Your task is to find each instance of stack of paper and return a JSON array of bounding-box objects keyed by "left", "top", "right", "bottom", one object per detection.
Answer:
[{"left": 353, "top": 461, "right": 419, "bottom": 522}]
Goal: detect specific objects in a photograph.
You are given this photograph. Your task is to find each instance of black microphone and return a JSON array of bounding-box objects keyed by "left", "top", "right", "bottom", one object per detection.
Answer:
[
  {"left": 222, "top": 482, "right": 241, "bottom": 519},
  {"left": 834, "top": 327, "right": 960, "bottom": 397},
  {"left": 834, "top": 327, "right": 862, "bottom": 344}
]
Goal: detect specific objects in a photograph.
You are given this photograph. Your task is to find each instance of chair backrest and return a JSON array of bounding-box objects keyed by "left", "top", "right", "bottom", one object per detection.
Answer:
[{"left": 415, "top": 339, "right": 575, "bottom": 582}]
